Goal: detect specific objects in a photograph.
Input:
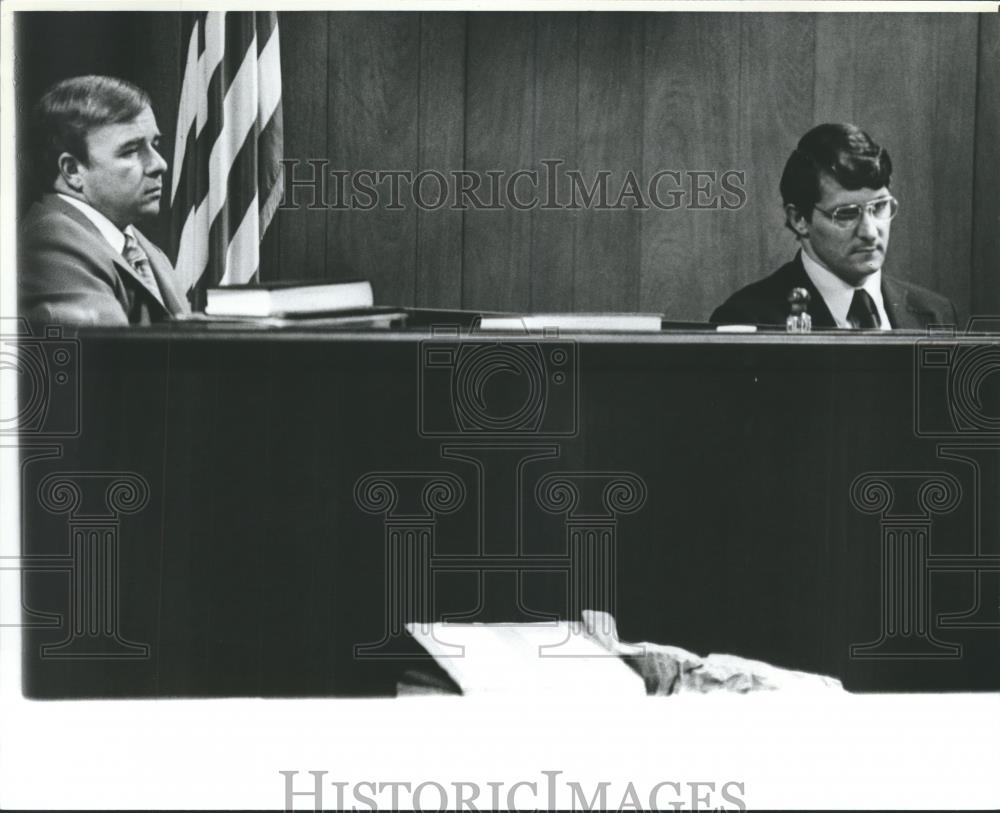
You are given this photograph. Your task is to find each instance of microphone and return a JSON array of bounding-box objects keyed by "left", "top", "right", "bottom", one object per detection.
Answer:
[{"left": 786, "top": 287, "right": 812, "bottom": 332}]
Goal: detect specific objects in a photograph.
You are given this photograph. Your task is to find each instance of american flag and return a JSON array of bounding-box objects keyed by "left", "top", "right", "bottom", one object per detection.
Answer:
[{"left": 170, "top": 12, "right": 284, "bottom": 308}]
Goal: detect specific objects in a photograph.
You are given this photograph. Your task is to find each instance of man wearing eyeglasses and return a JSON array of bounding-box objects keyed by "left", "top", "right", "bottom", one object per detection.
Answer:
[{"left": 710, "top": 123, "right": 956, "bottom": 329}]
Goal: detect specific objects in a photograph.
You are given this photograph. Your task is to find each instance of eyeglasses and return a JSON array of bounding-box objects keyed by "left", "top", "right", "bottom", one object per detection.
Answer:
[{"left": 812, "top": 196, "right": 899, "bottom": 229}]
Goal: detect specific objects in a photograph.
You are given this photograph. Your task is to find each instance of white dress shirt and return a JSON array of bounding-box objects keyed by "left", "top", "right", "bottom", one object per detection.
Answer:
[
  {"left": 800, "top": 249, "right": 891, "bottom": 330},
  {"left": 57, "top": 193, "right": 139, "bottom": 258}
]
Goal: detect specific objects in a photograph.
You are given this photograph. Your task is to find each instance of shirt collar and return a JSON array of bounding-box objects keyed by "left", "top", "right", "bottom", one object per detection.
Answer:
[
  {"left": 57, "top": 193, "right": 136, "bottom": 256},
  {"left": 799, "top": 248, "right": 890, "bottom": 329}
]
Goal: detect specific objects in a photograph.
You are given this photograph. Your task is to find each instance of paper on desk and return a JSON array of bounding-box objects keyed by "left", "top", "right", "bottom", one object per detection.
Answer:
[
  {"left": 478, "top": 313, "right": 663, "bottom": 332},
  {"left": 405, "top": 621, "right": 647, "bottom": 696}
]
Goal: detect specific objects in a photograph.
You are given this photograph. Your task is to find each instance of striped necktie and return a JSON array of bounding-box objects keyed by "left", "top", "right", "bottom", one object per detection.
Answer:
[{"left": 122, "top": 232, "right": 165, "bottom": 309}]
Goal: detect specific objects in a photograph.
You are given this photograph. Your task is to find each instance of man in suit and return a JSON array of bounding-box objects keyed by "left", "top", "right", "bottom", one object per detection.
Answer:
[
  {"left": 711, "top": 123, "right": 956, "bottom": 329},
  {"left": 19, "top": 75, "right": 189, "bottom": 326}
]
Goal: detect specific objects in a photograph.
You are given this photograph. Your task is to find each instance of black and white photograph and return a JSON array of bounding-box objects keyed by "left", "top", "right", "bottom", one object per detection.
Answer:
[{"left": 1, "top": 2, "right": 998, "bottom": 810}]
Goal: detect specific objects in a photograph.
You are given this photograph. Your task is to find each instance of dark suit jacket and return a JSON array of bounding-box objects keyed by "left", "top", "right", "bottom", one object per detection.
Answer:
[
  {"left": 18, "top": 194, "right": 190, "bottom": 327},
  {"left": 710, "top": 252, "right": 957, "bottom": 329}
]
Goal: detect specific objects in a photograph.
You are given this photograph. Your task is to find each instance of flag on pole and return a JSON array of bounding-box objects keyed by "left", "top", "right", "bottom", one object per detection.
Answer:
[{"left": 170, "top": 11, "right": 284, "bottom": 309}]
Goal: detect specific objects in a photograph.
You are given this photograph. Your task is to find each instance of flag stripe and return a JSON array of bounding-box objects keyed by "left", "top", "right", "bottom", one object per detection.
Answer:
[
  {"left": 256, "top": 9, "right": 276, "bottom": 44},
  {"left": 256, "top": 25, "right": 282, "bottom": 133},
  {"left": 208, "top": 122, "right": 258, "bottom": 285},
  {"left": 208, "top": 38, "right": 259, "bottom": 224},
  {"left": 257, "top": 110, "right": 284, "bottom": 237},
  {"left": 171, "top": 12, "right": 226, "bottom": 276},
  {"left": 170, "top": 23, "right": 201, "bottom": 202},
  {"left": 221, "top": 194, "right": 260, "bottom": 285},
  {"left": 171, "top": 11, "right": 283, "bottom": 304},
  {"left": 197, "top": 12, "right": 227, "bottom": 139},
  {"left": 255, "top": 21, "right": 283, "bottom": 238},
  {"left": 192, "top": 32, "right": 259, "bottom": 287}
]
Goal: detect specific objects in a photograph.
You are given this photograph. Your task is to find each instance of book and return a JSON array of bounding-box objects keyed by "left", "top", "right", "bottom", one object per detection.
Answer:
[
  {"left": 477, "top": 313, "right": 663, "bottom": 332},
  {"left": 204, "top": 279, "right": 374, "bottom": 317},
  {"left": 263, "top": 309, "right": 407, "bottom": 328},
  {"left": 176, "top": 308, "right": 407, "bottom": 329}
]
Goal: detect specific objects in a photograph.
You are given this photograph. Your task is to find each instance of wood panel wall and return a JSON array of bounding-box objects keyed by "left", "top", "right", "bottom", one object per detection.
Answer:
[{"left": 14, "top": 12, "right": 997, "bottom": 324}]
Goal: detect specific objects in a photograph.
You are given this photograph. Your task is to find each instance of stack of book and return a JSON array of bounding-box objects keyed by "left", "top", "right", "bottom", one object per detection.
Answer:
[{"left": 199, "top": 279, "right": 407, "bottom": 328}]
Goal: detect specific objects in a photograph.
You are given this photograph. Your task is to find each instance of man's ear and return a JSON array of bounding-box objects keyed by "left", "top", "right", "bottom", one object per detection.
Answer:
[
  {"left": 784, "top": 203, "right": 810, "bottom": 239},
  {"left": 57, "top": 152, "right": 85, "bottom": 192}
]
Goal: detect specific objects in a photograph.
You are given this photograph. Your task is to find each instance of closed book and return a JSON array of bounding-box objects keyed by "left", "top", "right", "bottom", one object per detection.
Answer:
[
  {"left": 173, "top": 308, "right": 409, "bottom": 332},
  {"left": 204, "top": 279, "right": 374, "bottom": 317}
]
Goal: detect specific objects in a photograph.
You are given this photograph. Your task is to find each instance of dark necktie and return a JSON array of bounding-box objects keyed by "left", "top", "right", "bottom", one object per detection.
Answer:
[
  {"left": 847, "top": 288, "right": 881, "bottom": 329},
  {"left": 123, "top": 232, "right": 166, "bottom": 309}
]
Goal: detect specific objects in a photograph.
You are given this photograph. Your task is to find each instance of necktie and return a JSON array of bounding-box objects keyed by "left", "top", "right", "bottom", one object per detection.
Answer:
[
  {"left": 847, "top": 288, "right": 881, "bottom": 329},
  {"left": 122, "top": 232, "right": 165, "bottom": 309}
]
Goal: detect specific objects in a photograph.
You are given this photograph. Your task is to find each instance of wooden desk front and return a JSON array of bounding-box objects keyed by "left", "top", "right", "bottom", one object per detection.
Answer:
[{"left": 19, "top": 326, "right": 1000, "bottom": 696}]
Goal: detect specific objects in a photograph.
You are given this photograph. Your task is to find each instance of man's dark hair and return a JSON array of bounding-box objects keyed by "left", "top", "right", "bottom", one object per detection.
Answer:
[
  {"left": 779, "top": 123, "right": 892, "bottom": 223},
  {"left": 30, "top": 75, "right": 151, "bottom": 191}
]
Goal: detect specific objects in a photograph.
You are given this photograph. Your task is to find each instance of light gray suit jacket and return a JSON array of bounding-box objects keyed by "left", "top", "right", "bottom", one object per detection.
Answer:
[{"left": 18, "top": 194, "right": 190, "bottom": 327}]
